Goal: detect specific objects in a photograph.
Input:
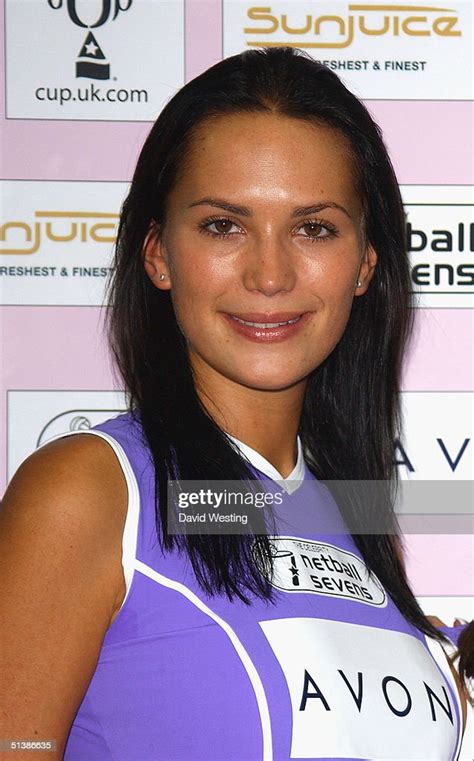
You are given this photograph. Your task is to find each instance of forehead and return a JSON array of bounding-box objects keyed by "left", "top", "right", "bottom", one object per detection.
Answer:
[{"left": 170, "top": 111, "right": 360, "bottom": 211}]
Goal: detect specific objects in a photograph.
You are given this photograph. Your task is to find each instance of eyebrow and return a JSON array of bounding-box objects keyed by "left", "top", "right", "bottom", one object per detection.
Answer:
[{"left": 187, "top": 197, "right": 351, "bottom": 219}]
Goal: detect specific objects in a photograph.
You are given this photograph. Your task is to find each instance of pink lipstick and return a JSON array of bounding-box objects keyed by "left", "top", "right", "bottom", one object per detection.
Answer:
[{"left": 222, "top": 311, "right": 311, "bottom": 343}]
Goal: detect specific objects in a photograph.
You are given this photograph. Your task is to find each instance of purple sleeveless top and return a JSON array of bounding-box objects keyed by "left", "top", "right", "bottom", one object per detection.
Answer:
[{"left": 58, "top": 412, "right": 467, "bottom": 760}]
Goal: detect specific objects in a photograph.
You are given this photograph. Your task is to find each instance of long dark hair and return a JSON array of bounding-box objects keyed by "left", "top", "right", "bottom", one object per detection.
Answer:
[{"left": 107, "top": 47, "right": 473, "bottom": 688}]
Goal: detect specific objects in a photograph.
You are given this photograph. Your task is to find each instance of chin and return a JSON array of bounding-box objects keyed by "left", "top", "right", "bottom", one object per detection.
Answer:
[{"left": 233, "top": 369, "right": 307, "bottom": 392}]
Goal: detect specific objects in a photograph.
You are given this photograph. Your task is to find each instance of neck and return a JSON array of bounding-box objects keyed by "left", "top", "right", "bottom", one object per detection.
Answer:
[{"left": 192, "top": 358, "right": 306, "bottom": 479}]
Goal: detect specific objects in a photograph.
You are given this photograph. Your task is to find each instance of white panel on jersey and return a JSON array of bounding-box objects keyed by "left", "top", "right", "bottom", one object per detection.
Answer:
[{"left": 260, "top": 617, "right": 459, "bottom": 759}]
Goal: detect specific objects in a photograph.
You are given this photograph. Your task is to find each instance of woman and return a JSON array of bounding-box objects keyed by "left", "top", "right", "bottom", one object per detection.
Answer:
[{"left": 0, "top": 47, "right": 472, "bottom": 760}]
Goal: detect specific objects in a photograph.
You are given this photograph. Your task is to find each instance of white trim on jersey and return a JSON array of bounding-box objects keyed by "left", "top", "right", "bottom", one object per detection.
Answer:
[
  {"left": 36, "top": 428, "right": 140, "bottom": 615},
  {"left": 226, "top": 433, "right": 305, "bottom": 495},
  {"left": 135, "top": 559, "right": 273, "bottom": 761}
]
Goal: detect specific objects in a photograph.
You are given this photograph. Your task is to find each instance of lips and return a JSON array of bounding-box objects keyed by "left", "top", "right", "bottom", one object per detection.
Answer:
[
  {"left": 226, "top": 312, "right": 305, "bottom": 324},
  {"left": 231, "top": 315, "right": 301, "bottom": 328},
  {"left": 222, "top": 311, "right": 311, "bottom": 343}
]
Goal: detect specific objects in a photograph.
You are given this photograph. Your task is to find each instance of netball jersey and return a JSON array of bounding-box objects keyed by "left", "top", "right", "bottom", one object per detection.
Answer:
[{"left": 55, "top": 412, "right": 467, "bottom": 761}]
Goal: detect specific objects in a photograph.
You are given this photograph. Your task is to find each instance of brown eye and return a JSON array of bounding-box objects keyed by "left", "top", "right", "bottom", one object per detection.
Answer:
[
  {"left": 200, "top": 217, "right": 242, "bottom": 237},
  {"left": 303, "top": 222, "right": 323, "bottom": 237},
  {"left": 213, "top": 219, "right": 234, "bottom": 234},
  {"left": 294, "top": 219, "right": 337, "bottom": 243}
]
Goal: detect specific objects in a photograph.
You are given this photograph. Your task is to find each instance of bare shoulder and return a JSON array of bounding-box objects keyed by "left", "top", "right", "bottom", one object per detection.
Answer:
[
  {"left": 0, "top": 431, "right": 129, "bottom": 624},
  {"left": 5, "top": 431, "right": 128, "bottom": 511},
  {"left": 0, "top": 433, "right": 128, "bottom": 755}
]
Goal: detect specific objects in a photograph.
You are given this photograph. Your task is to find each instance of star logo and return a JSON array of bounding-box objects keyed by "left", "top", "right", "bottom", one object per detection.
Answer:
[
  {"left": 77, "top": 32, "right": 106, "bottom": 61},
  {"left": 84, "top": 40, "right": 99, "bottom": 57},
  {"left": 76, "top": 31, "right": 110, "bottom": 80}
]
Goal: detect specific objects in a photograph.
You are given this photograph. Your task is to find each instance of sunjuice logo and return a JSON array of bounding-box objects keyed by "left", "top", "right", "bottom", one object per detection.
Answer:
[
  {"left": 0, "top": 211, "right": 119, "bottom": 255},
  {"left": 0, "top": 180, "right": 127, "bottom": 305},
  {"left": 243, "top": 4, "right": 462, "bottom": 48}
]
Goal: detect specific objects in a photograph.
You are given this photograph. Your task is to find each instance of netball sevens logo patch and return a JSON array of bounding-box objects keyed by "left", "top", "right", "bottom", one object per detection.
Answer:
[{"left": 257, "top": 536, "right": 387, "bottom": 607}]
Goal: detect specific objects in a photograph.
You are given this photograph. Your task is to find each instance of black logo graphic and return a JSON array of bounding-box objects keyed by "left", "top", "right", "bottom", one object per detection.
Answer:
[
  {"left": 270, "top": 547, "right": 300, "bottom": 587},
  {"left": 76, "top": 32, "right": 109, "bottom": 80},
  {"left": 47, "top": 0, "right": 133, "bottom": 81}
]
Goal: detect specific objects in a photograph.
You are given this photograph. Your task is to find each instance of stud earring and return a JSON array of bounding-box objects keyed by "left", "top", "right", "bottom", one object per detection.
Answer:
[
  {"left": 356, "top": 279, "right": 362, "bottom": 287},
  {"left": 159, "top": 273, "right": 167, "bottom": 281}
]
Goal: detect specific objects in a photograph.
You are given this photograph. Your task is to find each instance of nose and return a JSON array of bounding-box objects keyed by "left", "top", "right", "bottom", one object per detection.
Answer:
[{"left": 242, "top": 234, "right": 297, "bottom": 296}]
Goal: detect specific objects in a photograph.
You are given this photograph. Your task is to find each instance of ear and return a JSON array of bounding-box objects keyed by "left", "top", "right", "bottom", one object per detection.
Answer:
[
  {"left": 143, "top": 222, "right": 172, "bottom": 290},
  {"left": 355, "top": 243, "right": 377, "bottom": 296}
]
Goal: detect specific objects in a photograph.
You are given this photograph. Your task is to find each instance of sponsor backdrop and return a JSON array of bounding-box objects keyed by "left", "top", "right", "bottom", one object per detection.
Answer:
[{"left": 1, "top": 0, "right": 473, "bottom": 688}]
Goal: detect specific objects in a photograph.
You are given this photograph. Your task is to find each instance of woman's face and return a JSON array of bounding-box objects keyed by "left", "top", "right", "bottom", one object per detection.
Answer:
[{"left": 144, "top": 112, "right": 377, "bottom": 393}]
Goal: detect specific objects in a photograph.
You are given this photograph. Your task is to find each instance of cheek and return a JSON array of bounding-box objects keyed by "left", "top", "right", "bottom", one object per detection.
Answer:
[
  {"left": 169, "top": 235, "right": 236, "bottom": 298},
  {"left": 323, "top": 281, "right": 357, "bottom": 332},
  {"left": 166, "top": 245, "right": 227, "bottom": 333},
  {"left": 307, "top": 256, "right": 359, "bottom": 343},
  {"left": 306, "top": 246, "right": 359, "bottom": 303},
  {"left": 169, "top": 233, "right": 221, "bottom": 281}
]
